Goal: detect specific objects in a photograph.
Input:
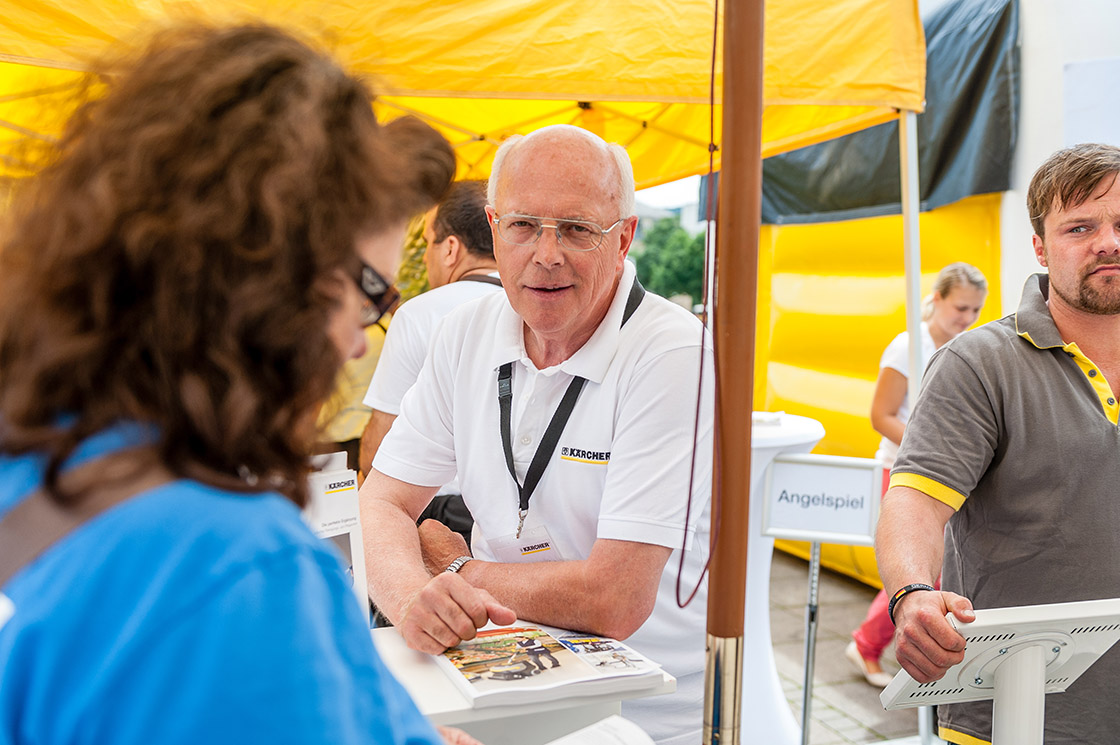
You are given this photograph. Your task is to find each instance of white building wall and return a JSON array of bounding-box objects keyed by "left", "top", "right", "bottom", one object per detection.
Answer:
[{"left": 1000, "top": 0, "right": 1120, "bottom": 313}]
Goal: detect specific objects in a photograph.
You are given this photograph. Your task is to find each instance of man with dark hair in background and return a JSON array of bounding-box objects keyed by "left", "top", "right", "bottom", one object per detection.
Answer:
[{"left": 359, "top": 179, "right": 501, "bottom": 542}]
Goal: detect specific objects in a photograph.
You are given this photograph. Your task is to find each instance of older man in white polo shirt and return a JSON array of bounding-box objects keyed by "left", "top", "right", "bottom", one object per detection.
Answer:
[{"left": 360, "top": 124, "right": 712, "bottom": 745}]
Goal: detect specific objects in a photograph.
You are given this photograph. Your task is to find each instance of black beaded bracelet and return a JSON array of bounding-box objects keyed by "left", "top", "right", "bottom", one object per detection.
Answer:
[{"left": 887, "top": 583, "right": 936, "bottom": 625}]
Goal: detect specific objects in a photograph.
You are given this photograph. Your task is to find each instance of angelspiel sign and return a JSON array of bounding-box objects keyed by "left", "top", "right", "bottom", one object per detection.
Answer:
[
  {"left": 762, "top": 454, "right": 881, "bottom": 546},
  {"left": 776, "top": 489, "right": 864, "bottom": 512}
]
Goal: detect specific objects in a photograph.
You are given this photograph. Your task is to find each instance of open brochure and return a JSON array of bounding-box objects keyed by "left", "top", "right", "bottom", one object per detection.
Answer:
[{"left": 434, "top": 623, "right": 662, "bottom": 709}]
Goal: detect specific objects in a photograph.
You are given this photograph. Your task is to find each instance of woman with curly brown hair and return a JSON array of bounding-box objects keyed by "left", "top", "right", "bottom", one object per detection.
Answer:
[{"left": 0, "top": 22, "right": 483, "bottom": 745}]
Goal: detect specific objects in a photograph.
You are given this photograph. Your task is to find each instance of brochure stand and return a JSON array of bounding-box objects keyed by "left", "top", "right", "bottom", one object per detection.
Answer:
[
  {"left": 880, "top": 598, "right": 1120, "bottom": 745},
  {"left": 303, "top": 453, "right": 370, "bottom": 623}
]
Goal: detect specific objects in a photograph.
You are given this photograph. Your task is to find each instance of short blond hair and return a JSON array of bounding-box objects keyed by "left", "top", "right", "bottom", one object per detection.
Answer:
[{"left": 1027, "top": 143, "right": 1120, "bottom": 237}]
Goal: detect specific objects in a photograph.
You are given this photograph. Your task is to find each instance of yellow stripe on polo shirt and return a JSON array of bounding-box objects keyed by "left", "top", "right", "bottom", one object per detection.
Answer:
[
  {"left": 1063, "top": 341, "right": 1120, "bottom": 424},
  {"left": 889, "top": 472, "right": 967, "bottom": 510},
  {"left": 940, "top": 726, "right": 990, "bottom": 745},
  {"left": 1019, "top": 330, "right": 1120, "bottom": 425}
]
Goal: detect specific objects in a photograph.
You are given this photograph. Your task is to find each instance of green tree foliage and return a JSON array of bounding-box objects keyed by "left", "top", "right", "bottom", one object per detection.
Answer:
[
  {"left": 634, "top": 217, "right": 705, "bottom": 306},
  {"left": 395, "top": 214, "right": 430, "bottom": 303}
]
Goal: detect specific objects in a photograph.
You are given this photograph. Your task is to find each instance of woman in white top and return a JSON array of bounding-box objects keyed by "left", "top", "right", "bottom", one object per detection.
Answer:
[{"left": 846, "top": 262, "right": 988, "bottom": 687}]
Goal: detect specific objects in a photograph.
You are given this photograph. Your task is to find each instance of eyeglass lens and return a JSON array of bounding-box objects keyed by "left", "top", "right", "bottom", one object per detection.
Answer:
[
  {"left": 498, "top": 216, "right": 603, "bottom": 251},
  {"left": 356, "top": 263, "right": 398, "bottom": 327}
]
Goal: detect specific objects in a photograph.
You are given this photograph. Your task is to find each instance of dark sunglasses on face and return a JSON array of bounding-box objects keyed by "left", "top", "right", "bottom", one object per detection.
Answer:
[{"left": 355, "top": 261, "right": 399, "bottom": 328}]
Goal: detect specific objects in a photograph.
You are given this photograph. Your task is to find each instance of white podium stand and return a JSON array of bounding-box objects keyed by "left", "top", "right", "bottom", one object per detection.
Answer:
[
  {"left": 881, "top": 598, "right": 1120, "bottom": 745},
  {"left": 373, "top": 627, "right": 676, "bottom": 745},
  {"left": 741, "top": 412, "right": 826, "bottom": 744}
]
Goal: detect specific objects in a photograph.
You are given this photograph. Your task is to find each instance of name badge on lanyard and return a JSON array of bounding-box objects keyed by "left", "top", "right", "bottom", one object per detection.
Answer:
[{"left": 488, "top": 525, "right": 564, "bottom": 563}]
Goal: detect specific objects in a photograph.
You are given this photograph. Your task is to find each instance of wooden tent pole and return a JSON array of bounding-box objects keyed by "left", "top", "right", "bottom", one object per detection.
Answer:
[{"left": 703, "top": 0, "right": 764, "bottom": 743}]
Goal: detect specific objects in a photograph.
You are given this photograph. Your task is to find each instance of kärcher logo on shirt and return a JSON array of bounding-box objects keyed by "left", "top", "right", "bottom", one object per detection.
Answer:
[{"left": 560, "top": 446, "right": 610, "bottom": 464}]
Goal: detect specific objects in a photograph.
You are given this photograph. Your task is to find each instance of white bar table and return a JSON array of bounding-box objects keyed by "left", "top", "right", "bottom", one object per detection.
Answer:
[
  {"left": 742, "top": 412, "right": 826, "bottom": 744},
  {"left": 373, "top": 627, "right": 676, "bottom": 745}
]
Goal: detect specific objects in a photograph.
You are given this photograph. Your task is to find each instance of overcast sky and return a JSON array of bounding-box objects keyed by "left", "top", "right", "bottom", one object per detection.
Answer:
[{"left": 637, "top": 175, "right": 701, "bottom": 208}]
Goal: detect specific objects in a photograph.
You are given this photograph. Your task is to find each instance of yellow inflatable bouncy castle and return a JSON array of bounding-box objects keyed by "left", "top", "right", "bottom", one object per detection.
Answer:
[{"left": 760, "top": 193, "right": 1003, "bottom": 586}]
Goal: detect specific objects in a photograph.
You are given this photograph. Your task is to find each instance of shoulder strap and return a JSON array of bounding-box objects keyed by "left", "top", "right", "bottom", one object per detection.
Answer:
[
  {"left": 622, "top": 276, "right": 645, "bottom": 326},
  {"left": 0, "top": 449, "right": 173, "bottom": 588}
]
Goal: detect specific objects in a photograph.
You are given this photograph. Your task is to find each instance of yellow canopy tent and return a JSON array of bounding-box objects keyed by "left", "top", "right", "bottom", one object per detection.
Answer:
[
  {"left": 0, "top": 0, "right": 924, "bottom": 185},
  {"left": 0, "top": 0, "right": 927, "bottom": 592},
  {"left": 0, "top": 0, "right": 928, "bottom": 595}
]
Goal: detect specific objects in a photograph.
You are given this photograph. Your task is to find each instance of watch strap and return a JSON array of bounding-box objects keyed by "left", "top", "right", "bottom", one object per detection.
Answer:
[{"left": 445, "top": 555, "right": 474, "bottom": 574}]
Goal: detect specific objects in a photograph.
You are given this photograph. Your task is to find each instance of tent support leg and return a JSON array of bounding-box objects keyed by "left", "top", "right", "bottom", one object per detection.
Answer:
[{"left": 899, "top": 109, "right": 924, "bottom": 398}]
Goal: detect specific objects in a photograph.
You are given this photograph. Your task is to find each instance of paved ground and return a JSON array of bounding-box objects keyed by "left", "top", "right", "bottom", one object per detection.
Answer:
[{"left": 768, "top": 550, "right": 942, "bottom": 745}]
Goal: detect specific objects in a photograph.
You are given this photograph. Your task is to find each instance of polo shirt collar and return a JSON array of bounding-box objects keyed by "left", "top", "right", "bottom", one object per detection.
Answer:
[
  {"left": 488, "top": 261, "right": 637, "bottom": 384},
  {"left": 1014, "top": 273, "right": 1064, "bottom": 349}
]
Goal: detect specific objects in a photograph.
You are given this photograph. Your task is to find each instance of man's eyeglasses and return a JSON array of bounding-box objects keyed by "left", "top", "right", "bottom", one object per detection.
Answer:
[
  {"left": 491, "top": 213, "right": 625, "bottom": 252},
  {"left": 355, "top": 261, "right": 399, "bottom": 328}
]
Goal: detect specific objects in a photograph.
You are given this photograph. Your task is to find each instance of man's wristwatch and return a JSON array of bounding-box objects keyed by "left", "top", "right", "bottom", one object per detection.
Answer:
[{"left": 445, "top": 556, "right": 474, "bottom": 574}]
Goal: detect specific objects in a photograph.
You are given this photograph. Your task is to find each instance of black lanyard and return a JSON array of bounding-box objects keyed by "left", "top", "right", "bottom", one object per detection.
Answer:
[{"left": 497, "top": 276, "right": 645, "bottom": 537}]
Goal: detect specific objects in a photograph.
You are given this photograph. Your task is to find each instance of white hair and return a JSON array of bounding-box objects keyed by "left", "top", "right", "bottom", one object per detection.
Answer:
[{"left": 487, "top": 124, "right": 636, "bottom": 219}]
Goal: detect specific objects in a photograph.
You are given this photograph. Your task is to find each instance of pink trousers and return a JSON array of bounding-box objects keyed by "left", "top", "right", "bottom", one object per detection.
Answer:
[
  {"left": 853, "top": 468, "right": 896, "bottom": 661},
  {"left": 851, "top": 589, "right": 893, "bottom": 661},
  {"left": 855, "top": 468, "right": 943, "bottom": 661}
]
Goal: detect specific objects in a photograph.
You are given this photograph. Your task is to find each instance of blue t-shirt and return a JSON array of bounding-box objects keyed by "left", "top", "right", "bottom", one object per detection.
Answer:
[{"left": 0, "top": 427, "right": 440, "bottom": 745}]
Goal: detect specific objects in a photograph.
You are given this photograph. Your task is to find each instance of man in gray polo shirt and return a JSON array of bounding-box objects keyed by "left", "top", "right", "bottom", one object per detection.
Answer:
[{"left": 876, "top": 143, "right": 1120, "bottom": 745}]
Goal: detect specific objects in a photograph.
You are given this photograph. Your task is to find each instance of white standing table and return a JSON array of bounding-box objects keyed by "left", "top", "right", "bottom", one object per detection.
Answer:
[
  {"left": 742, "top": 412, "right": 826, "bottom": 744},
  {"left": 373, "top": 627, "right": 675, "bottom": 745}
]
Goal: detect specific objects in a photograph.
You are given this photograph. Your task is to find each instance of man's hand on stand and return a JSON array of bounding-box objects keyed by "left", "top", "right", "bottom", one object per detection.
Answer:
[{"left": 892, "top": 589, "right": 975, "bottom": 683}]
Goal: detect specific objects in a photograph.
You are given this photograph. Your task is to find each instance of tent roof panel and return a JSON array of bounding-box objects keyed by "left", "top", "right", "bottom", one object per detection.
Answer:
[{"left": 0, "top": 0, "right": 925, "bottom": 182}]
